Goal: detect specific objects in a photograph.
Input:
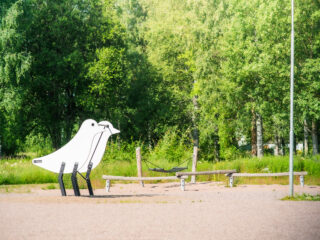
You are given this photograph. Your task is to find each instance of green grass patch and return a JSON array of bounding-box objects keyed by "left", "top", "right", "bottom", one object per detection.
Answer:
[
  {"left": 282, "top": 193, "right": 320, "bottom": 201},
  {"left": 41, "top": 183, "right": 58, "bottom": 190},
  {"left": 1, "top": 144, "right": 320, "bottom": 187},
  {"left": 0, "top": 159, "right": 57, "bottom": 185}
]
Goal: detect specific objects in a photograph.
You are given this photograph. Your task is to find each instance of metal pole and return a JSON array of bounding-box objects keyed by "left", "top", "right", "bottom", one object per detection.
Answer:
[{"left": 289, "top": 0, "right": 295, "bottom": 197}]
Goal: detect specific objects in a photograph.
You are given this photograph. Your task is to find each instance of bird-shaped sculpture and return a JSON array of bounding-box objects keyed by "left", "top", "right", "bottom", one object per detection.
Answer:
[{"left": 32, "top": 119, "right": 120, "bottom": 196}]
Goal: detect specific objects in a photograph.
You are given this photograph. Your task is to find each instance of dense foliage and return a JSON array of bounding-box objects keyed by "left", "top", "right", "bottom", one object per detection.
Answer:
[{"left": 0, "top": 0, "right": 319, "bottom": 160}]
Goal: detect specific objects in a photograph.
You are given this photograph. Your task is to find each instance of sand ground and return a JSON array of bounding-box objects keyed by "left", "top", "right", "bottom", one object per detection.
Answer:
[{"left": 0, "top": 182, "right": 319, "bottom": 240}]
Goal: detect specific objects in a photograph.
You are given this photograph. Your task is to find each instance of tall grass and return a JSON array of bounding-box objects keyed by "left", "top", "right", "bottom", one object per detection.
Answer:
[
  {"left": 209, "top": 155, "right": 320, "bottom": 176},
  {"left": 1, "top": 155, "right": 320, "bottom": 187},
  {"left": 0, "top": 159, "right": 57, "bottom": 184},
  {"left": 1, "top": 132, "right": 320, "bottom": 187}
]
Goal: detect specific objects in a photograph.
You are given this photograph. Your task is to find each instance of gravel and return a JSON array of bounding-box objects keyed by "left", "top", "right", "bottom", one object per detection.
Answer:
[{"left": 0, "top": 182, "right": 319, "bottom": 240}]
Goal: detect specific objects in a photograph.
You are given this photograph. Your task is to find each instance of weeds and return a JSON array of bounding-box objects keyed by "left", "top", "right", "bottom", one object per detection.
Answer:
[
  {"left": 282, "top": 193, "right": 320, "bottom": 201},
  {"left": 1, "top": 139, "right": 320, "bottom": 187},
  {"left": 41, "top": 184, "right": 57, "bottom": 190}
]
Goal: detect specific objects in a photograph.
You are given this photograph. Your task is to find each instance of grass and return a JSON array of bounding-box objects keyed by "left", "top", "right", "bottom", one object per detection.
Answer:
[
  {"left": 119, "top": 200, "right": 142, "bottom": 204},
  {"left": 0, "top": 158, "right": 57, "bottom": 185},
  {"left": 41, "top": 183, "right": 58, "bottom": 190},
  {"left": 0, "top": 183, "right": 58, "bottom": 193},
  {"left": 1, "top": 148, "right": 320, "bottom": 188},
  {"left": 282, "top": 193, "right": 320, "bottom": 201}
]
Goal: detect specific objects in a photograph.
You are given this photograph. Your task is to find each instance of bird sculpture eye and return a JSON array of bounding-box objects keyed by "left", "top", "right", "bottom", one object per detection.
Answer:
[
  {"left": 91, "top": 123, "right": 94, "bottom": 126},
  {"left": 106, "top": 125, "right": 109, "bottom": 128}
]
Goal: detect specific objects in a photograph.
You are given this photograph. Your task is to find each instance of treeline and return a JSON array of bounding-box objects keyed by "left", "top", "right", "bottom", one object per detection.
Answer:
[{"left": 0, "top": 0, "right": 319, "bottom": 160}]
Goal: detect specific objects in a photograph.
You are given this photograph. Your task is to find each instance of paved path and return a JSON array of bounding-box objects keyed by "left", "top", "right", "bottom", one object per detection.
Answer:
[{"left": 0, "top": 183, "right": 319, "bottom": 240}]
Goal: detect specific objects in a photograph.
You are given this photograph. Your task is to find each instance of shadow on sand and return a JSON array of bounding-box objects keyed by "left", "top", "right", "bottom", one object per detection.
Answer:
[{"left": 82, "top": 194, "right": 158, "bottom": 199}]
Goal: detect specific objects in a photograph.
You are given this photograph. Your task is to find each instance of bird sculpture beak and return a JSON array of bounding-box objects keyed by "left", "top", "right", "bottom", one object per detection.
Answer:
[
  {"left": 98, "top": 123, "right": 120, "bottom": 135},
  {"left": 111, "top": 128, "right": 120, "bottom": 134}
]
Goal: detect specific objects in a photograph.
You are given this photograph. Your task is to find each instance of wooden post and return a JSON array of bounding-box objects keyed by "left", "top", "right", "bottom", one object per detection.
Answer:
[
  {"left": 136, "top": 147, "right": 144, "bottom": 187},
  {"left": 191, "top": 146, "right": 198, "bottom": 183}
]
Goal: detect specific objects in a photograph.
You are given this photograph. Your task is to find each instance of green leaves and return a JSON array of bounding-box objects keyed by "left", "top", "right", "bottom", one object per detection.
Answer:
[{"left": 0, "top": 0, "right": 319, "bottom": 158}]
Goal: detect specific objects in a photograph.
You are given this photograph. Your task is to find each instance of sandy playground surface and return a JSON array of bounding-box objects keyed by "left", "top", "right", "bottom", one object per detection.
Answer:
[{"left": 0, "top": 182, "right": 320, "bottom": 240}]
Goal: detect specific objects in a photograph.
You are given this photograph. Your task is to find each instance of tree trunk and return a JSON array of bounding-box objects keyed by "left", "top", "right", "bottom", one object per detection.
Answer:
[
  {"left": 256, "top": 113, "right": 263, "bottom": 158},
  {"left": 294, "top": 133, "right": 297, "bottom": 155},
  {"left": 64, "top": 121, "right": 73, "bottom": 145},
  {"left": 117, "top": 120, "right": 121, "bottom": 150},
  {"left": 251, "top": 110, "right": 257, "bottom": 157},
  {"left": 214, "top": 134, "right": 220, "bottom": 161},
  {"left": 148, "top": 122, "right": 152, "bottom": 150},
  {"left": 192, "top": 96, "right": 199, "bottom": 148},
  {"left": 191, "top": 146, "right": 198, "bottom": 183},
  {"left": 274, "top": 135, "right": 280, "bottom": 156},
  {"left": 304, "top": 119, "right": 309, "bottom": 156},
  {"left": 191, "top": 95, "right": 199, "bottom": 183},
  {"left": 50, "top": 129, "right": 62, "bottom": 149},
  {"left": 312, "top": 120, "right": 319, "bottom": 155},
  {"left": 281, "top": 137, "right": 285, "bottom": 156}
]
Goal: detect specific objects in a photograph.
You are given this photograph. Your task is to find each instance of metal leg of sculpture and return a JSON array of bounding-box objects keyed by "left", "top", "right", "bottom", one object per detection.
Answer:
[
  {"left": 86, "top": 162, "right": 94, "bottom": 196},
  {"left": 58, "top": 162, "right": 66, "bottom": 196},
  {"left": 71, "top": 162, "right": 81, "bottom": 196}
]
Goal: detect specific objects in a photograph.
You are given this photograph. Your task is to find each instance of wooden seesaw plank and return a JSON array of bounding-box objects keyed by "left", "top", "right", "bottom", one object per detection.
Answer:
[
  {"left": 102, "top": 175, "right": 189, "bottom": 192},
  {"left": 227, "top": 172, "right": 308, "bottom": 187},
  {"left": 231, "top": 172, "right": 308, "bottom": 177},
  {"left": 102, "top": 175, "right": 188, "bottom": 181},
  {"left": 176, "top": 170, "right": 237, "bottom": 177}
]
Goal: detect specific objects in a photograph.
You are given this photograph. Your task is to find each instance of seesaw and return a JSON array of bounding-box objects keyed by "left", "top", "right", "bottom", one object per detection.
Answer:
[{"left": 32, "top": 119, "right": 120, "bottom": 196}]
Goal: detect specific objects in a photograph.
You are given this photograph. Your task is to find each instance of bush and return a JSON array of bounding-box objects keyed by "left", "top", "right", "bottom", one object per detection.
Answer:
[
  {"left": 23, "top": 133, "right": 53, "bottom": 157},
  {"left": 146, "top": 129, "right": 192, "bottom": 168},
  {"left": 102, "top": 139, "right": 139, "bottom": 163}
]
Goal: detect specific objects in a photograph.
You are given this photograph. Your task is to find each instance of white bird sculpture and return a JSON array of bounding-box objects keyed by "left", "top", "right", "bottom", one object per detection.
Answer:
[{"left": 32, "top": 119, "right": 120, "bottom": 196}]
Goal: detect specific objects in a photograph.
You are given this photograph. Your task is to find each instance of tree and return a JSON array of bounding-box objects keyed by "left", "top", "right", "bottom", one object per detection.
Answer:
[
  {"left": 295, "top": 0, "right": 320, "bottom": 155},
  {"left": 0, "top": 0, "right": 32, "bottom": 154},
  {"left": 180, "top": 0, "right": 301, "bottom": 161},
  {"left": 0, "top": 0, "right": 121, "bottom": 150},
  {"left": 138, "top": 0, "right": 200, "bottom": 145}
]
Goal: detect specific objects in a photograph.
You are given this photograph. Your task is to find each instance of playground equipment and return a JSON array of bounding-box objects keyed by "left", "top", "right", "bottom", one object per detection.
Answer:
[
  {"left": 226, "top": 172, "right": 307, "bottom": 187},
  {"left": 102, "top": 147, "right": 236, "bottom": 191},
  {"left": 102, "top": 147, "right": 190, "bottom": 191},
  {"left": 143, "top": 158, "right": 189, "bottom": 173},
  {"left": 103, "top": 175, "right": 189, "bottom": 191},
  {"left": 100, "top": 147, "right": 308, "bottom": 191},
  {"left": 32, "top": 119, "right": 120, "bottom": 196}
]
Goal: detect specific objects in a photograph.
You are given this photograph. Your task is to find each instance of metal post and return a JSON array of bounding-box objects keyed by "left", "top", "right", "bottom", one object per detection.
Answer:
[
  {"left": 86, "top": 162, "right": 94, "bottom": 196},
  {"left": 180, "top": 178, "right": 185, "bottom": 191},
  {"left": 58, "top": 162, "right": 66, "bottom": 196},
  {"left": 71, "top": 162, "right": 80, "bottom": 196},
  {"left": 229, "top": 175, "right": 234, "bottom": 188},
  {"left": 289, "top": 0, "right": 295, "bottom": 197},
  {"left": 106, "top": 180, "right": 110, "bottom": 192},
  {"left": 300, "top": 175, "right": 304, "bottom": 187}
]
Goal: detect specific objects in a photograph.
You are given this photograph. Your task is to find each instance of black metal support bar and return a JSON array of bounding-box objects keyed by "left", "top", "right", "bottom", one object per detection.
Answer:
[
  {"left": 58, "top": 162, "right": 66, "bottom": 196},
  {"left": 88, "top": 129, "right": 105, "bottom": 165},
  {"left": 71, "top": 162, "right": 80, "bottom": 196},
  {"left": 86, "top": 162, "right": 94, "bottom": 196}
]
